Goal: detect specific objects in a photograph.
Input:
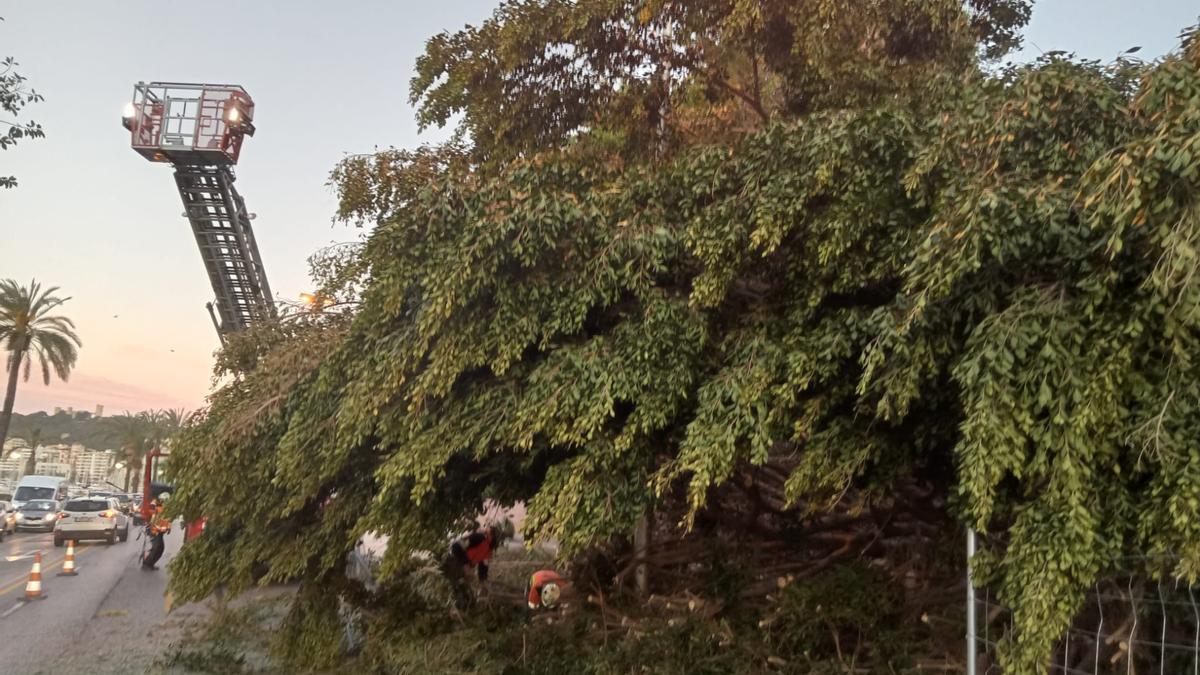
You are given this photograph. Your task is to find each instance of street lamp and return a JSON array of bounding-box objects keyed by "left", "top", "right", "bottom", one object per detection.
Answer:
[
  {"left": 299, "top": 292, "right": 335, "bottom": 311},
  {"left": 122, "top": 102, "right": 136, "bottom": 131}
]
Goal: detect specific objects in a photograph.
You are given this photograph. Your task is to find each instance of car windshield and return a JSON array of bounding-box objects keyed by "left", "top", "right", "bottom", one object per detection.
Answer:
[
  {"left": 22, "top": 500, "right": 56, "bottom": 511},
  {"left": 15, "top": 486, "right": 55, "bottom": 501},
  {"left": 114, "top": 494, "right": 131, "bottom": 504},
  {"left": 65, "top": 499, "right": 107, "bottom": 512}
]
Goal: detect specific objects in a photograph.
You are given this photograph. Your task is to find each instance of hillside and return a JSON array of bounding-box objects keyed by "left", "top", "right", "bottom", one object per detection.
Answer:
[{"left": 6, "top": 411, "right": 124, "bottom": 451}]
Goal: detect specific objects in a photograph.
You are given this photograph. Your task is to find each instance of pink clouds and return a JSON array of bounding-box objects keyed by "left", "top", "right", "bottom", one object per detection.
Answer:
[{"left": 11, "top": 371, "right": 203, "bottom": 415}]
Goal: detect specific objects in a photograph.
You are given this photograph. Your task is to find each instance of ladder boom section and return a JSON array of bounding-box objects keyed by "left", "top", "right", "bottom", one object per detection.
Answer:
[{"left": 174, "top": 166, "right": 276, "bottom": 333}]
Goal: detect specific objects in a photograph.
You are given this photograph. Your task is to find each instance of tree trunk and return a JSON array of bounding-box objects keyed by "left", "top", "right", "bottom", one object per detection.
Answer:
[
  {"left": 634, "top": 509, "right": 651, "bottom": 599},
  {"left": 0, "top": 347, "right": 24, "bottom": 452},
  {"left": 23, "top": 446, "right": 37, "bottom": 477},
  {"left": 123, "top": 465, "right": 131, "bottom": 493}
]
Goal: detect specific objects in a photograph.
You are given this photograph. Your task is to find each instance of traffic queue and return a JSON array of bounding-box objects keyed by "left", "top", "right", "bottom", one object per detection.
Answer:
[{"left": 0, "top": 473, "right": 148, "bottom": 548}]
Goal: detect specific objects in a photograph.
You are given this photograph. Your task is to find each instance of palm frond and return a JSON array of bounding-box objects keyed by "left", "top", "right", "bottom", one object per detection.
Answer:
[
  {"left": 32, "top": 344, "right": 50, "bottom": 386},
  {"left": 0, "top": 279, "right": 81, "bottom": 451},
  {"left": 31, "top": 331, "right": 79, "bottom": 382}
]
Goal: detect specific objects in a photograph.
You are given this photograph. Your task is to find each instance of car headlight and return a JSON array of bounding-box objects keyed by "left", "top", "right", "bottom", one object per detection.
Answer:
[
  {"left": 14, "top": 513, "right": 23, "bottom": 521},
  {"left": 44, "top": 514, "right": 56, "bottom": 521}
]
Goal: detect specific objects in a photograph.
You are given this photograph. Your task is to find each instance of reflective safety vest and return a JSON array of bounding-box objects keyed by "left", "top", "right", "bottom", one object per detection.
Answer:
[
  {"left": 148, "top": 504, "right": 171, "bottom": 535},
  {"left": 465, "top": 533, "right": 493, "bottom": 565},
  {"left": 527, "top": 570, "right": 565, "bottom": 608}
]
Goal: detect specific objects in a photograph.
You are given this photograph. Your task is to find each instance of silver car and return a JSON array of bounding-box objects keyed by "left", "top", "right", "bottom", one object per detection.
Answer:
[
  {"left": 54, "top": 497, "right": 129, "bottom": 546},
  {"left": 15, "top": 499, "right": 60, "bottom": 532}
]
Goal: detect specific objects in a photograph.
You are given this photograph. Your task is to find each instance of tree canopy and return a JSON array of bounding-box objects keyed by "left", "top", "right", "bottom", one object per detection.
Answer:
[
  {"left": 408, "top": 0, "right": 1028, "bottom": 164},
  {"left": 168, "top": 1, "right": 1200, "bottom": 670}
]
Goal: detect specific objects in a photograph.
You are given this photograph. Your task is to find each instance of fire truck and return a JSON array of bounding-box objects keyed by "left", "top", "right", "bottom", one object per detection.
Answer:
[{"left": 121, "top": 82, "right": 274, "bottom": 539}]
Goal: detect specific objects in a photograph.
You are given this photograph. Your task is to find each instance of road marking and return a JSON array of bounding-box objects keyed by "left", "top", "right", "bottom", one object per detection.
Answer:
[
  {"left": 0, "top": 546, "right": 94, "bottom": 597},
  {"left": 1, "top": 601, "right": 24, "bottom": 618},
  {"left": 0, "top": 557, "right": 57, "bottom": 589}
]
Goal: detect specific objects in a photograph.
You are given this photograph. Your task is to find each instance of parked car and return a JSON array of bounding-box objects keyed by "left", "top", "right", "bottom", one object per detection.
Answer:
[
  {"left": 111, "top": 493, "right": 134, "bottom": 515},
  {"left": 0, "top": 501, "right": 16, "bottom": 538},
  {"left": 131, "top": 494, "right": 145, "bottom": 524},
  {"left": 15, "top": 499, "right": 61, "bottom": 532},
  {"left": 54, "top": 497, "right": 129, "bottom": 546}
]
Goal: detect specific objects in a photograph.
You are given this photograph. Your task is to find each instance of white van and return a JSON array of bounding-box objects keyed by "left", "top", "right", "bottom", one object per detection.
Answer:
[{"left": 13, "top": 476, "right": 69, "bottom": 508}]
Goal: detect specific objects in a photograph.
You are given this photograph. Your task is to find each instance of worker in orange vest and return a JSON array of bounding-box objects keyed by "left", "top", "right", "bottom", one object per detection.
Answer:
[
  {"left": 141, "top": 497, "right": 172, "bottom": 570},
  {"left": 442, "top": 522, "right": 511, "bottom": 606},
  {"left": 526, "top": 569, "right": 566, "bottom": 609}
]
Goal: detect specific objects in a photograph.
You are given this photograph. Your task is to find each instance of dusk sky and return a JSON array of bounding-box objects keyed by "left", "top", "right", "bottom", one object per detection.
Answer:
[{"left": 1, "top": 1, "right": 1197, "bottom": 416}]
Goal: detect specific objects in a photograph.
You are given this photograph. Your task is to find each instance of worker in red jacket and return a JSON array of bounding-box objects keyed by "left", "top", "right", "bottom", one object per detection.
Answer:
[{"left": 443, "top": 522, "right": 511, "bottom": 606}]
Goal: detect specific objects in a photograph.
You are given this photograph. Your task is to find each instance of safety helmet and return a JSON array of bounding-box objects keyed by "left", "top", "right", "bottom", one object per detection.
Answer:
[{"left": 540, "top": 581, "right": 561, "bottom": 608}]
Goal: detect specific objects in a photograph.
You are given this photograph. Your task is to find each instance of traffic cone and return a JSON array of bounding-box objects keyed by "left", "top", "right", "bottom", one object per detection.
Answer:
[
  {"left": 25, "top": 552, "right": 46, "bottom": 600},
  {"left": 58, "top": 540, "right": 77, "bottom": 576}
]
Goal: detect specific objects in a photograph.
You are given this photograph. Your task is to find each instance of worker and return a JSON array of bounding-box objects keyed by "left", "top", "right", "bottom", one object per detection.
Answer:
[
  {"left": 141, "top": 496, "right": 172, "bottom": 570},
  {"left": 526, "top": 569, "right": 566, "bottom": 609},
  {"left": 442, "top": 521, "right": 512, "bottom": 606}
]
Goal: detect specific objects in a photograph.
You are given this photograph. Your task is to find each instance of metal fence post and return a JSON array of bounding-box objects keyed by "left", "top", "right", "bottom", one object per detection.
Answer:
[{"left": 967, "top": 528, "right": 978, "bottom": 675}]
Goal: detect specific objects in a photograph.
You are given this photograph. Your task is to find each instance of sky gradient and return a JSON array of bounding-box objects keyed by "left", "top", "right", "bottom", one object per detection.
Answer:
[{"left": 1, "top": 1, "right": 1197, "bottom": 415}]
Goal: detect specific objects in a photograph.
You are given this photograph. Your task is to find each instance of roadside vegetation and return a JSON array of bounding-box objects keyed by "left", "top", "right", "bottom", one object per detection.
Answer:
[{"left": 165, "top": 1, "right": 1200, "bottom": 672}]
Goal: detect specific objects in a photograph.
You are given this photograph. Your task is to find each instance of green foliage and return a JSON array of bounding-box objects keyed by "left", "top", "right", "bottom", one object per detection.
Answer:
[
  {"left": 355, "top": 601, "right": 763, "bottom": 675},
  {"left": 5, "top": 412, "right": 93, "bottom": 448},
  {"left": 350, "top": 576, "right": 919, "bottom": 674},
  {"left": 410, "top": 0, "right": 1028, "bottom": 163},
  {"left": 1, "top": 19, "right": 47, "bottom": 188},
  {"left": 764, "top": 564, "right": 915, "bottom": 671},
  {"left": 270, "top": 584, "right": 344, "bottom": 671},
  {"left": 156, "top": 566, "right": 943, "bottom": 674},
  {"left": 169, "top": 2, "right": 1200, "bottom": 671},
  {"left": 159, "top": 641, "right": 248, "bottom": 675}
]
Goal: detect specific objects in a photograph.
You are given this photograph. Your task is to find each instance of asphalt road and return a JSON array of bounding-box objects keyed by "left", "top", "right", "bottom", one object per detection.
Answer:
[{"left": 0, "top": 524, "right": 201, "bottom": 674}]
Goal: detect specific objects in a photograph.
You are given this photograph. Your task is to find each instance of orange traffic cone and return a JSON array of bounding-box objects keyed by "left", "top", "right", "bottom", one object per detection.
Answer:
[
  {"left": 25, "top": 551, "right": 46, "bottom": 600},
  {"left": 58, "top": 540, "right": 77, "bottom": 576}
]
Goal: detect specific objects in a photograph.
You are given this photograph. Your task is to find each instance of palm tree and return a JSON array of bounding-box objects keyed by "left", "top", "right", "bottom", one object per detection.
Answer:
[
  {"left": 155, "top": 408, "right": 188, "bottom": 446},
  {"left": 18, "top": 427, "right": 43, "bottom": 477},
  {"left": 143, "top": 408, "right": 188, "bottom": 485},
  {"left": 0, "top": 280, "right": 81, "bottom": 448},
  {"left": 106, "top": 412, "right": 151, "bottom": 493}
]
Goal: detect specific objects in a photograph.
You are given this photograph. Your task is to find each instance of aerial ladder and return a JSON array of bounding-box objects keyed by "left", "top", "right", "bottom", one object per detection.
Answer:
[
  {"left": 121, "top": 82, "right": 276, "bottom": 542},
  {"left": 121, "top": 82, "right": 276, "bottom": 339}
]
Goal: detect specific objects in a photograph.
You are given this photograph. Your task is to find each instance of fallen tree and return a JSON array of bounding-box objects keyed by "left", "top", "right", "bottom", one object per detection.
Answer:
[{"left": 166, "top": 2, "right": 1200, "bottom": 671}]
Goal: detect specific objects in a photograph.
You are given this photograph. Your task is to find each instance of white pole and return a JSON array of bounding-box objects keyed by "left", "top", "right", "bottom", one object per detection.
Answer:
[{"left": 967, "top": 529, "right": 978, "bottom": 675}]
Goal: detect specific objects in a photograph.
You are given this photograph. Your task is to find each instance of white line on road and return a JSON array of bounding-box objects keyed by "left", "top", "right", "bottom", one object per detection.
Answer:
[{"left": 1, "top": 601, "right": 25, "bottom": 618}]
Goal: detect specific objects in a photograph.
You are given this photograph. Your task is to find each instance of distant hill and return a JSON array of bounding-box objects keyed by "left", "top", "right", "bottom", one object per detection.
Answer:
[{"left": 6, "top": 411, "right": 122, "bottom": 451}]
